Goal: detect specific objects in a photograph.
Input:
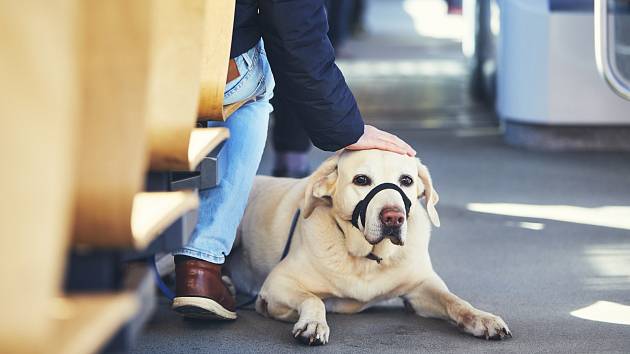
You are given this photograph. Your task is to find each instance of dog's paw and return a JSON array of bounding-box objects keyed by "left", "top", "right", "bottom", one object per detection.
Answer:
[
  {"left": 457, "top": 310, "right": 512, "bottom": 340},
  {"left": 292, "top": 319, "right": 330, "bottom": 346}
]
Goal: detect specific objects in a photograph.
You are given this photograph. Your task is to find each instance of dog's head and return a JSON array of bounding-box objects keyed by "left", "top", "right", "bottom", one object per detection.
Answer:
[{"left": 303, "top": 150, "right": 439, "bottom": 247}]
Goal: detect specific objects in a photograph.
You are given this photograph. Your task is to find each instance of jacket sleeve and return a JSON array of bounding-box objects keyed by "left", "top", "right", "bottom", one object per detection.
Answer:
[{"left": 259, "top": 0, "right": 364, "bottom": 151}]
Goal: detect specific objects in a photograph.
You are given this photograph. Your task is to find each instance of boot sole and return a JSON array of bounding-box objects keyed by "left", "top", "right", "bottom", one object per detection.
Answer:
[{"left": 172, "top": 296, "right": 237, "bottom": 320}]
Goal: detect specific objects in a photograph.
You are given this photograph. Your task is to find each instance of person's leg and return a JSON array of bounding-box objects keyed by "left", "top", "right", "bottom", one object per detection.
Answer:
[
  {"left": 172, "top": 40, "right": 274, "bottom": 320},
  {"left": 175, "top": 40, "right": 273, "bottom": 263},
  {"left": 178, "top": 99, "right": 271, "bottom": 262},
  {"left": 271, "top": 96, "right": 311, "bottom": 178},
  {"left": 326, "top": 0, "right": 353, "bottom": 49},
  {"left": 350, "top": 0, "right": 366, "bottom": 36}
]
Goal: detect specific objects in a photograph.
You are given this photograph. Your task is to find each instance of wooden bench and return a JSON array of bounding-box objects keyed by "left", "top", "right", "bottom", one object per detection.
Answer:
[
  {"left": 68, "top": 0, "right": 237, "bottom": 351},
  {"left": 197, "top": 0, "right": 243, "bottom": 122},
  {"left": 143, "top": 0, "right": 234, "bottom": 200},
  {"left": 71, "top": 0, "right": 201, "bottom": 250},
  {"left": 48, "top": 294, "right": 138, "bottom": 354},
  {"left": 0, "top": 0, "right": 239, "bottom": 352},
  {"left": 145, "top": 0, "right": 231, "bottom": 173},
  {"left": 0, "top": 2, "right": 140, "bottom": 353}
]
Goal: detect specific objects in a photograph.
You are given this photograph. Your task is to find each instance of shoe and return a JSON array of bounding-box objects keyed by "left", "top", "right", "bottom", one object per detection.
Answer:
[{"left": 171, "top": 256, "right": 237, "bottom": 320}]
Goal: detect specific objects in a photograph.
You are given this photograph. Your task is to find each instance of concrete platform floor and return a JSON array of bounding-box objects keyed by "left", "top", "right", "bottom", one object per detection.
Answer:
[{"left": 133, "top": 1, "right": 630, "bottom": 352}]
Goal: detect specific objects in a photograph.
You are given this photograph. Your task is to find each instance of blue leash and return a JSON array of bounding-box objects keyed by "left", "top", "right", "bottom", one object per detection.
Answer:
[
  {"left": 151, "top": 209, "right": 302, "bottom": 308},
  {"left": 281, "top": 209, "right": 301, "bottom": 260},
  {"left": 150, "top": 256, "right": 175, "bottom": 301}
]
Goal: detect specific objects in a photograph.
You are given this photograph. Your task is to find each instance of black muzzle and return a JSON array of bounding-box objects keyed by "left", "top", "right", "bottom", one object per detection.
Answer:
[{"left": 350, "top": 183, "right": 412, "bottom": 230}]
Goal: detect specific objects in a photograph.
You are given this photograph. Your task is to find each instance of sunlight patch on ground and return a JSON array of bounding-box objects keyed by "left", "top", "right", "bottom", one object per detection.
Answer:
[
  {"left": 505, "top": 221, "right": 545, "bottom": 231},
  {"left": 571, "top": 301, "right": 630, "bottom": 326},
  {"left": 403, "top": 0, "right": 463, "bottom": 40},
  {"left": 583, "top": 244, "right": 630, "bottom": 291},
  {"left": 466, "top": 203, "right": 630, "bottom": 230}
]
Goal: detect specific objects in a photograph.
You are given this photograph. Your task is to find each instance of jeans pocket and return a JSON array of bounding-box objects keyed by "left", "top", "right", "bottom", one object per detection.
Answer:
[
  {"left": 224, "top": 55, "right": 248, "bottom": 93},
  {"left": 223, "top": 45, "right": 263, "bottom": 105}
]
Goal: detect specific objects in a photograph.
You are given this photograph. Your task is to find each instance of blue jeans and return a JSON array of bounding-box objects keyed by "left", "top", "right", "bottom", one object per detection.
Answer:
[{"left": 173, "top": 40, "right": 274, "bottom": 264}]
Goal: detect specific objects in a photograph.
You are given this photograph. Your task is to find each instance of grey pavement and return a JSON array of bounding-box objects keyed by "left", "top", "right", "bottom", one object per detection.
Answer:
[{"left": 133, "top": 1, "right": 630, "bottom": 353}]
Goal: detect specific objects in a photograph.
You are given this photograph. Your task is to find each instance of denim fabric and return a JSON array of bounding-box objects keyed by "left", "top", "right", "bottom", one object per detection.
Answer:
[{"left": 173, "top": 40, "right": 274, "bottom": 264}]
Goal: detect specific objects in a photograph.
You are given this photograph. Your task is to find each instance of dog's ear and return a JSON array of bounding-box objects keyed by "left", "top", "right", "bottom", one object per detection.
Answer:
[
  {"left": 303, "top": 153, "right": 340, "bottom": 219},
  {"left": 416, "top": 159, "right": 440, "bottom": 227}
]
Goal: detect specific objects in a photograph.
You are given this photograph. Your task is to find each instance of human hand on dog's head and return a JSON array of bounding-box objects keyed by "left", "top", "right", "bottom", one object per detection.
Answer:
[{"left": 345, "top": 125, "right": 416, "bottom": 157}]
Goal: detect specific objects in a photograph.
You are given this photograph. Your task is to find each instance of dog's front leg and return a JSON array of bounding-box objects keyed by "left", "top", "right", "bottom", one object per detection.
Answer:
[
  {"left": 291, "top": 296, "right": 329, "bottom": 346},
  {"left": 256, "top": 275, "right": 330, "bottom": 346},
  {"left": 404, "top": 275, "right": 512, "bottom": 340}
]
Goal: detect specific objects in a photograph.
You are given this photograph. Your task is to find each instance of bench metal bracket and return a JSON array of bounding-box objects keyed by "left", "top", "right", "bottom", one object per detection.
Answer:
[{"left": 145, "top": 142, "right": 224, "bottom": 192}]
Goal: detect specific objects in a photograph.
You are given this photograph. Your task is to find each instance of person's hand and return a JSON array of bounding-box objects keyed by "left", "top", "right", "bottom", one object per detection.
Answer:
[{"left": 345, "top": 125, "right": 416, "bottom": 156}]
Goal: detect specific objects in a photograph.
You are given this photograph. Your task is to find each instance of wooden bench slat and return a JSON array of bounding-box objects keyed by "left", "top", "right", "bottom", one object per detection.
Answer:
[
  {"left": 223, "top": 98, "right": 251, "bottom": 121},
  {"left": 146, "top": 0, "right": 206, "bottom": 171},
  {"left": 131, "top": 191, "right": 199, "bottom": 249},
  {"left": 0, "top": 0, "right": 79, "bottom": 350},
  {"left": 49, "top": 294, "right": 138, "bottom": 354},
  {"left": 72, "top": 0, "right": 151, "bottom": 247},
  {"left": 197, "top": 0, "right": 236, "bottom": 121},
  {"left": 146, "top": 0, "right": 236, "bottom": 171},
  {"left": 188, "top": 127, "right": 230, "bottom": 170}
]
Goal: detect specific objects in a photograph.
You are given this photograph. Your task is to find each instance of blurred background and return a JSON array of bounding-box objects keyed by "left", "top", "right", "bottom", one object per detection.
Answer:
[{"left": 2, "top": 0, "right": 629, "bottom": 353}]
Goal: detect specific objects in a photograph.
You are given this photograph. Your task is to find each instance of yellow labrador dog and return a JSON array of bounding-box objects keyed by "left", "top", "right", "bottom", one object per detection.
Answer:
[{"left": 226, "top": 149, "right": 511, "bottom": 345}]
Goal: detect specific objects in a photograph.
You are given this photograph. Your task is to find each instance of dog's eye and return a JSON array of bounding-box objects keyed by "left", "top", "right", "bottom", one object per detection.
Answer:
[
  {"left": 400, "top": 175, "right": 414, "bottom": 187},
  {"left": 352, "top": 174, "right": 371, "bottom": 186}
]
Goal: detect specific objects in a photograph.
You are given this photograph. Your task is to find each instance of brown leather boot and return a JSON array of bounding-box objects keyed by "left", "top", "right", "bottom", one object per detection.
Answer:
[{"left": 171, "top": 256, "right": 237, "bottom": 320}]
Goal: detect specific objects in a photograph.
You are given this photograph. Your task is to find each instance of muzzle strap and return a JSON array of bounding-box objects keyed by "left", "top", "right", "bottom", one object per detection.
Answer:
[{"left": 351, "top": 182, "right": 412, "bottom": 229}]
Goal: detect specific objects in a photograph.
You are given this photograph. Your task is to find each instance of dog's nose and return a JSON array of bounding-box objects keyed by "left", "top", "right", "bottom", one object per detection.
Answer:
[{"left": 380, "top": 208, "right": 405, "bottom": 227}]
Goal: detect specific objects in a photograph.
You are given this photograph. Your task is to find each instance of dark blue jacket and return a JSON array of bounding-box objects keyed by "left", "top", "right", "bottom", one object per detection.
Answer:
[{"left": 231, "top": 0, "right": 364, "bottom": 152}]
